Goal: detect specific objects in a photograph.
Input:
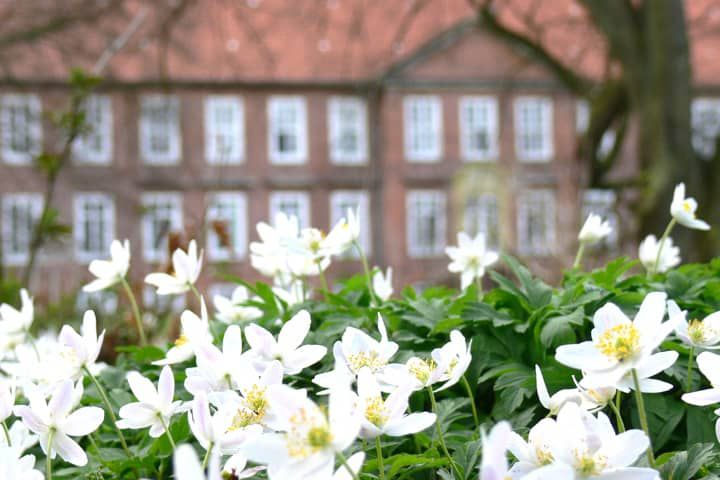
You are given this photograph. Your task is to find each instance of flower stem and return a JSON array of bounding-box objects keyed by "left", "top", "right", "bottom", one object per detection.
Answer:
[
  {"left": 120, "top": 277, "right": 147, "bottom": 346},
  {"left": 653, "top": 218, "right": 677, "bottom": 275},
  {"left": 631, "top": 368, "right": 655, "bottom": 467},
  {"left": 608, "top": 391, "right": 625, "bottom": 433},
  {"left": 159, "top": 415, "right": 176, "bottom": 450},
  {"left": 427, "top": 387, "right": 462, "bottom": 479},
  {"left": 686, "top": 346, "right": 695, "bottom": 393},
  {"left": 316, "top": 259, "right": 330, "bottom": 300},
  {"left": 573, "top": 242, "right": 586, "bottom": 269},
  {"left": 336, "top": 451, "right": 360, "bottom": 480},
  {"left": 202, "top": 443, "right": 213, "bottom": 469},
  {"left": 354, "top": 241, "right": 378, "bottom": 306},
  {"left": 46, "top": 429, "right": 55, "bottom": 480},
  {"left": 190, "top": 284, "right": 203, "bottom": 304},
  {"left": 460, "top": 376, "right": 480, "bottom": 434},
  {"left": 83, "top": 366, "right": 132, "bottom": 459},
  {"left": 1, "top": 421, "right": 10, "bottom": 447},
  {"left": 376, "top": 437, "right": 386, "bottom": 480}
]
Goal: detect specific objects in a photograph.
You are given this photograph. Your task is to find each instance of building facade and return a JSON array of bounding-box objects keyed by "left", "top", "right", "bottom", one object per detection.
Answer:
[{"left": 0, "top": 22, "right": 652, "bottom": 307}]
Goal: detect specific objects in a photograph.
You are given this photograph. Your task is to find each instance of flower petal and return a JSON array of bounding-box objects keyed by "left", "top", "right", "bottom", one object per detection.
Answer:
[
  {"left": 62, "top": 406, "right": 104, "bottom": 436},
  {"left": 53, "top": 431, "right": 88, "bottom": 466}
]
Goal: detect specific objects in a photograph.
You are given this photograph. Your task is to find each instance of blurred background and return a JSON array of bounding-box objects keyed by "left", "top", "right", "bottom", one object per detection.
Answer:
[{"left": 0, "top": 0, "right": 719, "bottom": 318}]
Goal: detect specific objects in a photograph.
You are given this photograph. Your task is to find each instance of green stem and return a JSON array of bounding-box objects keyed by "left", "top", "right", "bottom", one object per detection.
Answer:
[
  {"left": 46, "top": 429, "right": 55, "bottom": 480},
  {"left": 316, "top": 259, "right": 330, "bottom": 300},
  {"left": 631, "top": 368, "right": 655, "bottom": 467},
  {"left": 354, "top": 241, "right": 378, "bottom": 306},
  {"left": 653, "top": 218, "right": 677, "bottom": 275},
  {"left": 608, "top": 391, "right": 625, "bottom": 433},
  {"left": 1, "top": 421, "right": 10, "bottom": 446},
  {"left": 202, "top": 443, "right": 213, "bottom": 469},
  {"left": 83, "top": 366, "right": 132, "bottom": 458},
  {"left": 159, "top": 415, "right": 176, "bottom": 450},
  {"left": 428, "top": 387, "right": 462, "bottom": 479},
  {"left": 336, "top": 450, "right": 360, "bottom": 480},
  {"left": 190, "top": 283, "right": 203, "bottom": 305},
  {"left": 686, "top": 346, "right": 695, "bottom": 393},
  {"left": 120, "top": 277, "right": 147, "bottom": 346},
  {"left": 460, "top": 376, "right": 480, "bottom": 434},
  {"left": 573, "top": 242, "right": 586, "bottom": 269},
  {"left": 376, "top": 437, "right": 386, "bottom": 480},
  {"left": 87, "top": 433, "right": 107, "bottom": 467}
]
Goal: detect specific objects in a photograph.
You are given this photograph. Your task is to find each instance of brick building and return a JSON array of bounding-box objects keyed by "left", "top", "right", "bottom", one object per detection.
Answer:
[{"left": 0, "top": 1, "right": 717, "bottom": 308}]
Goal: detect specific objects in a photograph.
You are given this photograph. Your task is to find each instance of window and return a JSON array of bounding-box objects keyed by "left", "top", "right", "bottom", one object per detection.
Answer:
[
  {"left": 515, "top": 97, "right": 553, "bottom": 161},
  {"left": 463, "top": 194, "right": 500, "bottom": 249},
  {"left": 74, "top": 95, "right": 113, "bottom": 164},
  {"left": 268, "top": 96, "right": 307, "bottom": 164},
  {"left": 140, "top": 95, "right": 181, "bottom": 164},
  {"left": 206, "top": 192, "right": 247, "bottom": 261},
  {"left": 576, "top": 100, "right": 590, "bottom": 133},
  {"left": 1, "top": 94, "right": 42, "bottom": 165},
  {"left": 692, "top": 98, "right": 720, "bottom": 158},
  {"left": 141, "top": 193, "right": 183, "bottom": 262},
  {"left": 404, "top": 96, "right": 442, "bottom": 162},
  {"left": 74, "top": 193, "right": 115, "bottom": 263},
  {"left": 328, "top": 97, "right": 367, "bottom": 164},
  {"left": 1, "top": 193, "right": 42, "bottom": 266},
  {"left": 517, "top": 189, "right": 556, "bottom": 256},
  {"left": 582, "top": 189, "right": 619, "bottom": 249},
  {"left": 269, "top": 191, "right": 310, "bottom": 228},
  {"left": 406, "top": 190, "right": 446, "bottom": 257},
  {"left": 205, "top": 96, "right": 244, "bottom": 164},
  {"left": 459, "top": 97, "right": 498, "bottom": 161},
  {"left": 330, "top": 190, "right": 371, "bottom": 256}
]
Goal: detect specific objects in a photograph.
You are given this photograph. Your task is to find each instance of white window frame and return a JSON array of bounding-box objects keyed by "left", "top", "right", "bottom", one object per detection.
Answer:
[
  {"left": 206, "top": 192, "right": 248, "bottom": 261},
  {"left": 330, "top": 190, "right": 371, "bottom": 257},
  {"left": 514, "top": 96, "right": 554, "bottom": 162},
  {"left": 459, "top": 96, "right": 498, "bottom": 161},
  {"left": 205, "top": 96, "right": 244, "bottom": 164},
  {"left": 406, "top": 190, "right": 446, "bottom": 258},
  {"left": 74, "top": 95, "right": 113, "bottom": 165},
  {"left": 1, "top": 94, "right": 42, "bottom": 165},
  {"left": 269, "top": 191, "right": 310, "bottom": 228},
  {"left": 692, "top": 98, "right": 720, "bottom": 158},
  {"left": 404, "top": 95, "right": 442, "bottom": 162},
  {"left": 328, "top": 97, "right": 368, "bottom": 164},
  {"left": 463, "top": 193, "right": 500, "bottom": 249},
  {"left": 140, "top": 95, "right": 181, "bottom": 165},
  {"left": 516, "top": 189, "right": 556, "bottom": 256},
  {"left": 576, "top": 100, "right": 589, "bottom": 134},
  {"left": 73, "top": 193, "right": 115, "bottom": 263},
  {"left": 268, "top": 96, "right": 308, "bottom": 165},
  {"left": 1, "top": 193, "right": 42, "bottom": 266},
  {"left": 141, "top": 192, "right": 183, "bottom": 262}
]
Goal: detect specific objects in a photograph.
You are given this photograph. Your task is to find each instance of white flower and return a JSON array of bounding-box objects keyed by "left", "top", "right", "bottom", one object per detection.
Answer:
[
  {"left": 58, "top": 310, "right": 105, "bottom": 378},
  {"left": 0, "top": 421, "right": 38, "bottom": 454},
  {"left": 431, "top": 330, "right": 472, "bottom": 392},
  {"left": 578, "top": 213, "right": 612, "bottom": 245},
  {"left": 313, "top": 315, "right": 399, "bottom": 392},
  {"left": 1, "top": 332, "right": 77, "bottom": 392},
  {"left": 682, "top": 351, "right": 720, "bottom": 408},
  {"left": 670, "top": 182, "right": 710, "bottom": 230},
  {"left": 117, "top": 366, "right": 185, "bottom": 437},
  {"left": 392, "top": 356, "right": 448, "bottom": 391},
  {"left": 534, "top": 366, "right": 590, "bottom": 415},
  {"left": 285, "top": 227, "right": 332, "bottom": 277},
  {"left": 608, "top": 351, "right": 678, "bottom": 393},
  {"left": 507, "top": 417, "right": 561, "bottom": 477},
  {"left": 83, "top": 239, "right": 131, "bottom": 292},
  {"left": 0, "top": 445, "right": 43, "bottom": 480},
  {"left": 145, "top": 240, "right": 203, "bottom": 295},
  {"left": 188, "top": 392, "right": 259, "bottom": 456},
  {"left": 372, "top": 267, "right": 393, "bottom": 302},
  {"left": 213, "top": 286, "right": 262, "bottom": 324},
  {"left": 242, "top": 385, "right": 360, "bottom": 480},
  {"left": 223, "top": 453, "right": 266, "bottom": 479},
  {"left": 173, "top": 443, "right": 221, "bottom": 480},
  {"left": 332, "top": 451, "right": 365, "bottom": 480},
  {"left": 272, "top": 279, "right": 306, "bottom": 306},
  {"left": 639, "top": 234, "right": 680, "bottom": 274},
  {"left": 0, "top": 289, "right": 34, "bottom": 348},
  {"left": 185, "top": 325, "right": 244, "bottom": 396},
  {"left": 445, "top": 232, "right": 498, "bottom": 290},
  {"left": 14, "top": 379, "right": 104, "bottom": 466},
  {"left": 244, "top": 310, "right": 327, "bottom": 375},
  {"left": 323, "top": 208, "right": 360, "bottom": 256},
  {"left": 154, "top": 299, "right": 213, "bottom": 366},
  {"left": 353, "top": 368, "right": 435, "bottom": 440},
  {"left": 0, "top": 379, "right": 15, "bottom": 423},
  {"left": 550, "top": 402, "right": 656, "bottom": 479},
  {"left": 556, "top": 292, "right": 679, "bottom": 389},
  {"left": 669, "top": 300, "right": 720, "bottom": 348}
]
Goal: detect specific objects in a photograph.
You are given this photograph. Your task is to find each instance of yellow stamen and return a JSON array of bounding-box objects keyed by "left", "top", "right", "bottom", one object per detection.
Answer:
[
  {"left": 407, "top": 357, "right": 436, "bottom": 385},
  {"left": 347, "top": 350, "right": 387, "bottom": 373},
  {"left": 597, "top": 324, "right": 640, "bottom": 361},
  {"left": 364, "top": 395, "right": 389, "bottom": 427},
  {"left": 174, "top": 334, "right": 188, "bottom": 346},
  {"left": 574, "top": 448, "right": 607, "bottom": 475}
]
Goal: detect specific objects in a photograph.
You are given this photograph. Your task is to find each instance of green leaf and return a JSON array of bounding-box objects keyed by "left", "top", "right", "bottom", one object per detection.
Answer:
[
  {"left": 539, "top": 307, "right": 584, "bottom": 349},
  {"left": 657, "top": 443, "right": 716, "bottom": 480}
]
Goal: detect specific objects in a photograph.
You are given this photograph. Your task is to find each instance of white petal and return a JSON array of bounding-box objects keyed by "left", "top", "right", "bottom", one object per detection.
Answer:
[
  {"left": 126, "top": 372, "right": 159, "bottom": 405},
  {"left": 633, "top": 292, "right": 667, "bottom": 333},
  {"left": 158, "top": 366, "right": 175, "bottom": 407},
  {"left": 555, "top": 342, "right": 614, "bottom": 371},
  {"left": 53, "top": 431, "right": 88, "bottom": 466},
  {"left": 534, "top": 365, "right": 551, "bottom": 409},
  {"left": 697, "top": 352, "right": 720, "bottom": 386},
  {"left": 278, "top": 310, "right": 311, "bottom": 354},
  {"left": 62, "top": 407, "right": 104, "bottom": 436},
  {"left": 173, "top": 444, "right": 205, "bottom": 480},
  {"left": 384, "top": 412, "right": 436, "bottom": 436},
  {"left": 682, "top": 388, "right": 720, "bottom": 406}
]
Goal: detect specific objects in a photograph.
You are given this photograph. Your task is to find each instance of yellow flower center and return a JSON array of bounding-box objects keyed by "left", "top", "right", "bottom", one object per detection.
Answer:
[
  {"left": 446, "top": 357, "right": 459, "bottom": 376},
  {"left": 574, "top": 449, "right": 607, "bottom": 475},
  {"left": 285, "top": 408, "right": 333, "bottom": 459},
  {"left": 347, "top": 350, "right": 387, "bottom": 373},
  {"left": 597, "top": 324, "right": 640, "bottom": 361},
  {"left": 407, "top": 357, "right": 436, "bottom": 385},
  {"left": 535, "top": 445, "right": 554, "bottom": 465},
  {"left": 174, "top": 334, "right": 188, "bottom": 346},
  {"left": 228, "top": 384, "right": 268, "bottom": 430},
  {"left": 364, "top": 395, "right": 389, "bottom": 427},
  {"left": 682, "top": 200, "right": 694, "bottom": 215},
  {"left": 688, "top": 319, "right": 711, "bottom": 344}
]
